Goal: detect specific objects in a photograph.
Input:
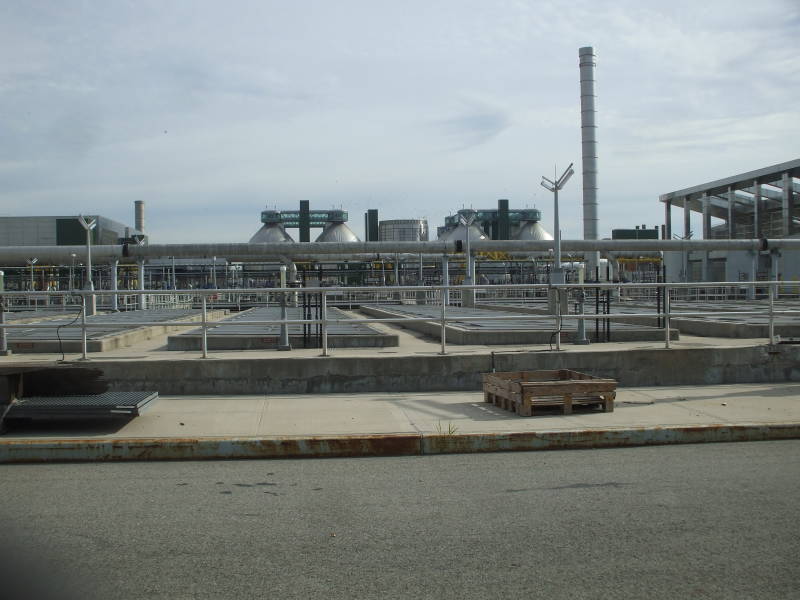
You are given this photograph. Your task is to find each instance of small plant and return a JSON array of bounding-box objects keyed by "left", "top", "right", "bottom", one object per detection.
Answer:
[{"left": 435, "top": 421, "right": 459, "bottom": 435}]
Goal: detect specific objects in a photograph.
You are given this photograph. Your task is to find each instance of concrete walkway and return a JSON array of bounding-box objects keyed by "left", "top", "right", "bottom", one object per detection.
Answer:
[{"left": 2, "top": 382, "right": 799, "bottom": 462}]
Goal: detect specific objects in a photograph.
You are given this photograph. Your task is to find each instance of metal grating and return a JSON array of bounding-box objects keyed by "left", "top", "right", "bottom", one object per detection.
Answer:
[{"left": 7, "top": 391, "right": 158, "bottom": 419}]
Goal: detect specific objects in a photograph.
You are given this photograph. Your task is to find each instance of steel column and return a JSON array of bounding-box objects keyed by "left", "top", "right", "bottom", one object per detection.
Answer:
[
  {"left": 753, "top": 179, "right": 761, "bottom": 238},
  {"left": 701, "top": 194, "right": 710, "bottom": 282},
  {"left": 782, "top": 172, "right": 793, "bottom": 237},
  {"left": 683, "top": 198, "right": 691, "bottom": 282}
]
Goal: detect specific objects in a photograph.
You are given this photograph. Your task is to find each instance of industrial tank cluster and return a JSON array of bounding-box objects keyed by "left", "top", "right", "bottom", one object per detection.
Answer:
[{"left": 248, "top": 201, "right": 552, "bottom": 244}]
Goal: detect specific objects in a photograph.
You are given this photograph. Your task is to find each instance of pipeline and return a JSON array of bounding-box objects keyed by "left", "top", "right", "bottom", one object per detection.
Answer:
[{"left": 0, "top": 238, "right": 794, "bottom": 266}]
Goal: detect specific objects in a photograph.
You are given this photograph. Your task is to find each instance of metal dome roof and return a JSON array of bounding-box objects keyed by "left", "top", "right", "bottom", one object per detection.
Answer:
[
  {"left": 515, "top": 221, "right": 553, "bottom": 241},
  {"left": 315, "top": 222, "right": 360, "bottom": 243},
  {"left": 437, "top": 223, "right": 487, "bottom": 242},
  {"left": 249, "top": 224, "right": 294, "bottom": 243}
]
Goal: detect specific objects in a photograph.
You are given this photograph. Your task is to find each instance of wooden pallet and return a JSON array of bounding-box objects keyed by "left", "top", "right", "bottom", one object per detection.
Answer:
[{"left": 483, "top": 369, "right": 617, "bottom": 417}]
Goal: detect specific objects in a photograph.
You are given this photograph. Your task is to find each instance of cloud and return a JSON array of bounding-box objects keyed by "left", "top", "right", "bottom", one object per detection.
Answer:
[
  {"left": 0, "top": 0, "right": 797, "bottom": 243},
  {"left": 437, "top": 104, "right": 511, "bottom": 150}
]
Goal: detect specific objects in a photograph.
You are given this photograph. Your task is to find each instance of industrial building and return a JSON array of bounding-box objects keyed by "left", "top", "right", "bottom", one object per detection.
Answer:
[
  {"left": 0, "top": 214, "right": 144, "bottom": 247},
  {"left": 661, "top": 159, "right": 800, "bottom": 284}
]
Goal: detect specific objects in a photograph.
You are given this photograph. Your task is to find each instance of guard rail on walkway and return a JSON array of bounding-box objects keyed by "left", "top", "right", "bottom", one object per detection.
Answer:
[{"left": 1, "top": 281, "right": 798, "bottom": 359}]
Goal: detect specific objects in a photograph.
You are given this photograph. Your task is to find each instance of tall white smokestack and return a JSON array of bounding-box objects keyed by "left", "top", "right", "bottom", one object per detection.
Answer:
[
  {"left": 135, "top": 200, "right": 145, "bottom": 233},
  {"left": 579, "top": 47, "right": 598, "bottom": 242}
]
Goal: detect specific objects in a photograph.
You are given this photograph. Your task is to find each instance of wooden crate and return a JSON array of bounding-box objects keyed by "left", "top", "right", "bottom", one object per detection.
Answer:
[{"left": 482, "top": 369, "right": 617, "bottom": 417}]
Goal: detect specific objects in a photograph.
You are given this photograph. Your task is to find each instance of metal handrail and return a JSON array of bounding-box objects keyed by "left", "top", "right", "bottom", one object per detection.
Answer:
[{"left": 1, "top": 280, "right": 798, "bottom": 358}]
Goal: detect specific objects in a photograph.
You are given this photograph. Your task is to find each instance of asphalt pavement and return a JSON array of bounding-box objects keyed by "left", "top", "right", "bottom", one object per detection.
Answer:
[{"left": 1, "top": 441, "right": 798, "bottom": 599}]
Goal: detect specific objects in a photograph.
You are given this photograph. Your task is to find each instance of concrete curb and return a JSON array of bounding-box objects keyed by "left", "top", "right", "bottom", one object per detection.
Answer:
[{"left": 1, "top": 423, "right": 799, "bottom": 463}]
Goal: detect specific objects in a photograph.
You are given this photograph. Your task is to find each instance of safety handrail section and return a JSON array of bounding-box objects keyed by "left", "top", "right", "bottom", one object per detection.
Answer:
[{"left": 0, "top": 280, "right": 798, "bottom": 359}]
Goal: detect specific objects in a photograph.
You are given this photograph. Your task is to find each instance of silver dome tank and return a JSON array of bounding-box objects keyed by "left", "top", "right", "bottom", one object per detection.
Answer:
[
  {"left": 315, "top": 222, "right": 361, "bottom": 243},
  {"left": 249, "top": 223, "right": 294, "bottom": 243}
]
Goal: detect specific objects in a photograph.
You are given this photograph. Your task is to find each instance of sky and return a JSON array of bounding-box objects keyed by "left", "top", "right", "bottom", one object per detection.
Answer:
[{"left": 2, "top": 0, "right": 799, "bottom": 243}]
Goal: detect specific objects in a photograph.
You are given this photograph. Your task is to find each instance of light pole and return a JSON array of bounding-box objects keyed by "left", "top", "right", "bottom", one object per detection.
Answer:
[
  {"left": 540, "top": 163, "right": 575, "bottom": 285},
  {"left": 26, "top": 258, "right": 38, "bottom": 292},
  {"left": 69, "top": 253, "right": 76, "bottom": 291},
  {"left": 77, "top": 215, "right": 97, "bottom": 315},
  {"left": 541, "top": 164, "right": 575, "bottom": 321}
]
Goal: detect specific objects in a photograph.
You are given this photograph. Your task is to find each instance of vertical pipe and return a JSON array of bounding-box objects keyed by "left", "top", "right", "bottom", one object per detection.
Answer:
[
  {"left": 0, "top": 273, "right": 9, "bottom": 356},
  {"left": 768, "top": 284, "right": 775, "bottom": 345},
  {"left": 201, "top": 294, "right": 208, "bottom": 359},
  {"left": 85, "top": 226, "right": 96, "bottom": 317},
  {"left": 138, "top": 260, "right": 147, "bottom": 310},
  {"left": 111, "top": 260, "right": 119, "bottom": 311},
  {"left": 80, "top": 295, "right": 88, "bottom": 361},
  {"left": 442, "top": 255, "right": 450, "bottom": 306},
  {"left": 278, "top": 265, "right": 290, "bottom": 351},
  {"left": 439, "top": 288, "right": 447, "bottom": 355},
  {"left": 553, "top": 186, "right": 562, "bottom": 272},
  {"left": 664, "top": 285, "right": 671, "bottom": 349},
  {"left": 321, "top": 291, "right": 328, "bottom": 357},
  {"left": 664, "top": 199, "right": 672, "bottom": 240}
]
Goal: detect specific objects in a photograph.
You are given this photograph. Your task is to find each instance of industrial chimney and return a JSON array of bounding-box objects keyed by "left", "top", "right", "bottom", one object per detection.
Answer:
[
  {"left": 579, "top": 47, "right": 598, "bottom": 242},
  {"left": 135, "top": 200, "right": 145, "bottom": 233}
]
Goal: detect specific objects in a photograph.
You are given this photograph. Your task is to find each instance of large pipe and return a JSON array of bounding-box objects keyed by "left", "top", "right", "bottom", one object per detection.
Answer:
[
  {"left": 579, "top": 47, "right": 598, "bottom": 242},
  {"left": 0, "top": 239, "right": 796, "bottom": 265},
  {"left": 135, "top": 200, "right": 145, "bottom": 233}
]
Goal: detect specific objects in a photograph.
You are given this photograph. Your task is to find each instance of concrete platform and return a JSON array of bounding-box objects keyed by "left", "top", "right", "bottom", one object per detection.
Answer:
[
  {"left": 1, "top": 382, "right": 798, "bottom": 462},
  {"left": 487, "top": 298, "right": 800, "bottom": 339},
  {"left": 167, "top": 306, "right": 398, "bottom": 350},
  {"left": 4, "top": 309, "right": 227, "bottom": 353},
  {"left": 361, "top": 304, "right": 678, "bottom": 344}
]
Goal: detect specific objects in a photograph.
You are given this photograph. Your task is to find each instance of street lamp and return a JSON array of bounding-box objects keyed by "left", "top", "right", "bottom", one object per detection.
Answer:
[
  {"left": 69, "top": 253, "right": 76, "bottom": 290},
  {"left": 26, "top": 258, "right": 38, "bottom": 291},
  {"left": 540, "top": 163, "right": 574, "bottom": 285}
]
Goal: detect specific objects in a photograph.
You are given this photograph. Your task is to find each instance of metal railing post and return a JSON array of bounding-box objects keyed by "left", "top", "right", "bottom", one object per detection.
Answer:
[
  {"left": 201, "top": 294, "right": 208, "bottom": 359},
  {"left": 664, "top": 284, "right": 671, "bottom": 349},
  {"left": 768, "top": 283, "right": 775, "bottom": 345},
  {"left": 0, "top": 294, "right": 9, "bottom": 357},
  {"left": 320, "top": 291, "right": 329, "bottom": 357},
  {"left": 80, "top": 294, "right": 89, "bottom": 361},
  {"left": 555, "top": 288, "right": 562, "bottom": 351},
  {"left": 439, "top": 287, "right": 447, "bottom": 355}
]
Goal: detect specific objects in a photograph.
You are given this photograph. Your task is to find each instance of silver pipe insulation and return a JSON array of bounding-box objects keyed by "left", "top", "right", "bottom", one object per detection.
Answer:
[{"left": 0, "top": 239, "right": 793, "bottom": 266}]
